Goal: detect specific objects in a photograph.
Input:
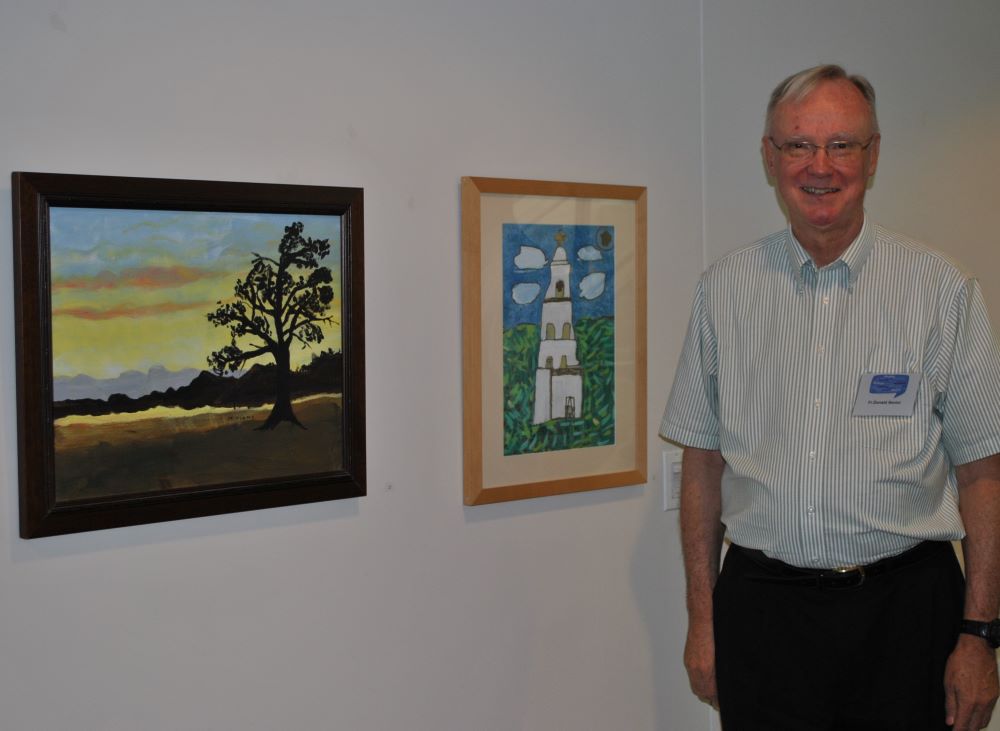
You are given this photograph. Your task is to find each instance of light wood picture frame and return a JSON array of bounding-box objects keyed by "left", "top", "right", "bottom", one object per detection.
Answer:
[{"left": 462, "top": 177, "right": 647, "bottom": 505}]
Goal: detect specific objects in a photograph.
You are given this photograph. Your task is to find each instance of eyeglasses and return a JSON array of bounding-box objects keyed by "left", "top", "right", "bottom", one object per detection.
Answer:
[{"left": 768, "top": 135, "right": 876, "bottom": 162}]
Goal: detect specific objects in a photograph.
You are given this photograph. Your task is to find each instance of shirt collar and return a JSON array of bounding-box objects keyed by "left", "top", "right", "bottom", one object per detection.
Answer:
[{"left": 784, "top": 215, "right": 875, "bottom": 293}]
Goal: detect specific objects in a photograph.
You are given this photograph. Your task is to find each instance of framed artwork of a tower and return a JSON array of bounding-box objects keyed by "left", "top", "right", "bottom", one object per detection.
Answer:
[{"left": 461, "top": 177, "right": 647, "bottom": 505}]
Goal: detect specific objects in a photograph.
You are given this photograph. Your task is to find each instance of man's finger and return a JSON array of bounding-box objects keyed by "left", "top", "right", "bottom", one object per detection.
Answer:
[{"left": 945, "top": 684, "right": 958, "bottom": 727}]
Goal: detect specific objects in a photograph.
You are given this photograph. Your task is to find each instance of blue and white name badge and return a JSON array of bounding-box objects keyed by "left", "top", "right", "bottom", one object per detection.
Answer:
[{"left": 852, "top": 372, "right": 921, "bottom": 417}]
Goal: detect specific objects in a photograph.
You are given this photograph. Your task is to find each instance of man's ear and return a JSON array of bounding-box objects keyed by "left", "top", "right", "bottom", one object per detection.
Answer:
[
  {"left": 866, "top": 133, "right": 881, "bottom": 179},
  {"left": 762, "top": 136, "right": 777, "bottom": 179}
]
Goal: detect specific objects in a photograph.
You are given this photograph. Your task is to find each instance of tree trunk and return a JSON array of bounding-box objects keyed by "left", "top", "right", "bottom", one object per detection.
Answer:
[{"left": 257, "top": 347, "right": 304, "bottom": 430}]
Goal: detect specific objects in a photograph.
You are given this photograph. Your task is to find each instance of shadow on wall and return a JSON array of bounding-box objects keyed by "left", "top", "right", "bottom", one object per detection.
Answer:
[{"left": 630, "top": 441, "right": 719, "bottom": 731}]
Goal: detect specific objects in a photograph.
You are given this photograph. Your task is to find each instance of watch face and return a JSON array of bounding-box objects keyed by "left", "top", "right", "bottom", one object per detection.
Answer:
[{"left": 989, "top": 621, "right": 1000, "bottom": 647}]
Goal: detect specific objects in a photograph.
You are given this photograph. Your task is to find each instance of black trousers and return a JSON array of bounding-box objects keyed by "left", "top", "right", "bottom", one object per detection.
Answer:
[{"left": 713, "top": 541, "right": 965, "bottom": 731}]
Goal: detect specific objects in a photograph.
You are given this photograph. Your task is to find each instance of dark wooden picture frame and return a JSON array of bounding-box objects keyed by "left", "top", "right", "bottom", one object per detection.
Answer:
[{"left": 12, "top": 172, "right": 366, "bottom": 537}]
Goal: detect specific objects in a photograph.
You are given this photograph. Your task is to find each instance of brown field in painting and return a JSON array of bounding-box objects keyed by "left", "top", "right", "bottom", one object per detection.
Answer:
[{"left": 53, "top": 395, "right": 342, "bottom": 503}]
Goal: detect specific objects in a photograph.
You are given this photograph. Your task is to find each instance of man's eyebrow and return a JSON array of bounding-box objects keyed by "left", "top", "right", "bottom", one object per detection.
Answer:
[{"left": 783, "top": 132, "right": 865, "bottom": 142}]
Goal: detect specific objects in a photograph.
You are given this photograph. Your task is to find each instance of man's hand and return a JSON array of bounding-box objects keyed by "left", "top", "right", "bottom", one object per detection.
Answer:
[
  {"left": 684, "top": 619, "right": 718, "bottom": 709},
  {"left": 944, "top": 635, "right": 999, "bottom": 730}
]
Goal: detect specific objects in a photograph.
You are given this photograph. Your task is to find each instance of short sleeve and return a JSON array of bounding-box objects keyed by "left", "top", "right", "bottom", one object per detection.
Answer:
[
  {"left": 659, "top": 278, "right": 721, "bottom": 450},
  {"left": 938, "top": 278, "right": 1000, "bottom": 465}
]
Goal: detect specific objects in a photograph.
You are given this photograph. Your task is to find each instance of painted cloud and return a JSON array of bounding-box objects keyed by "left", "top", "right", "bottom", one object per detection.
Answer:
[
  {"left": 514, "top": 246, "right": 546, "bottom": 270},
  {"left": 579, "top": 272, "right": 606, "bottom": 300}
]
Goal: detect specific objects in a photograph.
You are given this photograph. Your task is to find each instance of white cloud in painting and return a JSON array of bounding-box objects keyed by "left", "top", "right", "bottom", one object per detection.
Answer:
[
  {"left": 578, "top": 246, "right": 602, "bottom": 261},
  {"left": 514, "top": 246, "right": 546, "bottom": 270},
  {"left": 580, "top": 272, "right": 606, "bottom": 300},
  {"left": 512, "top": 283, "right": 541, "bottom": 305}
]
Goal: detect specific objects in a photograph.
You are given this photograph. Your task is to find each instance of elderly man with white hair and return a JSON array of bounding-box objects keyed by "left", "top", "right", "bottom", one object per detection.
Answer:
[{"left": 662, "top": 64, "right": 1000, "bottom": 731}]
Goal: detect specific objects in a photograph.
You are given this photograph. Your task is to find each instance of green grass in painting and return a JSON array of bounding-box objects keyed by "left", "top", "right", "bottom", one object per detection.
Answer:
[{"left": 503, "top": 317, "right": 614, "bottom": 455}]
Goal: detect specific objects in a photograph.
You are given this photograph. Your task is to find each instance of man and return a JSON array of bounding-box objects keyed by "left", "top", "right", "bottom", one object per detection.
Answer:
[{"left": 661, "top": 64, "right": 1000, "bottom": 730}]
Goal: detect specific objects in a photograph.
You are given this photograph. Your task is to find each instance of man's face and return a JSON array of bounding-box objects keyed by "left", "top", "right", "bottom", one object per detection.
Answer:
[{"left": 763, "top": 79, "right": 880, "bottom": 247}]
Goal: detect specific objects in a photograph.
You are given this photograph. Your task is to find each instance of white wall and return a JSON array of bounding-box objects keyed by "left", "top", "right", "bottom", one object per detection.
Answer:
[
  {"left": 703, "top": 0, "right": 1000, "bottom": 314},
  {"left": 0, "top": 1, "right": 708, "bottom": 730},
  {"left": 0, "top": 1, "right": 997, "bottom": 729}
]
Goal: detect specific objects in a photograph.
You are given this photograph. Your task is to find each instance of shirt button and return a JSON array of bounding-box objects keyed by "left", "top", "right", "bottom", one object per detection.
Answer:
[
  {"left": 808, "top": 450, "right": 816, "bottom": 460},
  {"left": 822, "top": 296, "right": 830, "bottom": 305},
  {"left": 807, "top": 505, "right": 815, "bottom": 514},
  {"left": 816, "top": 344, "right": 825, "bottom": 354},
  {"left": 814, "top": 399, "right": 821, "bottom": 409}
]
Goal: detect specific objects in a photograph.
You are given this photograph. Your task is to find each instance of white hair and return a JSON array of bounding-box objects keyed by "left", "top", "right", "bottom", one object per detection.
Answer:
[{"left": 765, "top": 64, "right": 879, "bottom": 136}]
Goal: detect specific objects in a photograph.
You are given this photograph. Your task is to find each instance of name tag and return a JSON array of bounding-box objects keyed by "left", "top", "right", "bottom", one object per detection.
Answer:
[{"left": 852, "top": 372, "right": 920, "bottom": 417}]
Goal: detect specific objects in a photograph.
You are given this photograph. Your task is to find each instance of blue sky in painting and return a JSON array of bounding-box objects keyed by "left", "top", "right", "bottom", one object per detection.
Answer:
[
  {"left": 502, "top": 223, "right": 614, "bottom": 331},
  {"left": 50, "top": 209, "right": 340, "bottom": 277}
]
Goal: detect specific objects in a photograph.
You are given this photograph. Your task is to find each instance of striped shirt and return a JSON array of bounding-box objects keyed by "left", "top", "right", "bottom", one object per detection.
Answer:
[{"left": 660, "top": 217, "right": 1000, "bottom": 568}]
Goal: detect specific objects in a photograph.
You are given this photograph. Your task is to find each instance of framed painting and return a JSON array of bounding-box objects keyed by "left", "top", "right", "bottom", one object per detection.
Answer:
[
  {"left": 461, "top": 177, "right": 647, "bottom": 505},
  {"left": 12, "top": 172, "right": 365, "bottom": 537}
]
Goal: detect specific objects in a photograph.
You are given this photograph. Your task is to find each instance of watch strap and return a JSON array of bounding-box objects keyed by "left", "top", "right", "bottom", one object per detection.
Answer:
[{"left": 959, "top": 619, "right": 1000, "bottom": 649}]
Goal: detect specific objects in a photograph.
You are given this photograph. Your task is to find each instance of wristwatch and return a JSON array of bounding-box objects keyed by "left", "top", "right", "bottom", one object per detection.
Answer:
[{"left": 959, "top": 619, "right": 1000, "bottom": 648}]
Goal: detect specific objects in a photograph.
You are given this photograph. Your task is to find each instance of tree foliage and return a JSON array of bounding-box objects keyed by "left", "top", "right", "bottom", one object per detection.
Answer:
[
  {"left": 207, "top": 222, "right": 336, "bottom": 429},
  {"left": 502, "top": 317, "right": 615, "bottom": 455}
]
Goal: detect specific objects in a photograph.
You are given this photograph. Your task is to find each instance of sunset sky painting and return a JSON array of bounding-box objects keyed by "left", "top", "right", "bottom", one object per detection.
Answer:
[{"left": 49, "top": 208, "right": 342, "bottom": 387}]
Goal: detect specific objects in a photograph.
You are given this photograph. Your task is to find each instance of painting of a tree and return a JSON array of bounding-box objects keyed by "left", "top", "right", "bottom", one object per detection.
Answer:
[
  {"left": 14, "top": 171, "right": 365, "bottom": 537},
  {"left": 207, "top": 221, "right": 336, "bottom": 430}
]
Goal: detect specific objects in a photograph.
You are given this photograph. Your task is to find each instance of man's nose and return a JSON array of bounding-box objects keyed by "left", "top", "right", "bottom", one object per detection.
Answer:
[{"left": 807, "top": 147, "right": 834, "bottom": 174}]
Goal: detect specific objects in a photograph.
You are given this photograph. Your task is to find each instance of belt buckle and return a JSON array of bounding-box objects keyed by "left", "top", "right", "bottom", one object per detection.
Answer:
[{"left": 831, "top": 564, "right": 865, "bottom": 588}]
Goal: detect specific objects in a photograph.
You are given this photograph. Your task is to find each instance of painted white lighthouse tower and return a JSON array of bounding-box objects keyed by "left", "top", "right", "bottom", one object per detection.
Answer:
[{"left": 533, "top": 231, "right": 583, "bottom": 424}]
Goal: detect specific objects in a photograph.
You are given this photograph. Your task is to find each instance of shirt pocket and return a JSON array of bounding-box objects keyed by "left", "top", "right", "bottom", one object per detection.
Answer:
[
  {"left": 854, "top": 412, "right": 923, "bottom": 454},
  {"left": 850, "top": 347, "right": 924, "bottom": 455}
]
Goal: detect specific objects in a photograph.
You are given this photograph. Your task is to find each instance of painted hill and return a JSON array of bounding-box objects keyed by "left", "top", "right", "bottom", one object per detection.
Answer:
[
  {"left": 53, "top": 365, "right": 202, "bottom": 401},
  {"left": 53, "top": 350, "right": 343, "bottom": 419}
]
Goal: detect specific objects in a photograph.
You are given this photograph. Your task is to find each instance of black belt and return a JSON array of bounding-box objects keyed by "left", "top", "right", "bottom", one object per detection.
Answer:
[{"left": 733, "top": 540, "right": 948, "bottom": 589}]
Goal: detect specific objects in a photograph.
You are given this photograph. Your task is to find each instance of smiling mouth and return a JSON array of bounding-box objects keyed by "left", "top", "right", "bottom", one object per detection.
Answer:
[{"left": 801, "top": 186, "right": 839, "bottom": 195}]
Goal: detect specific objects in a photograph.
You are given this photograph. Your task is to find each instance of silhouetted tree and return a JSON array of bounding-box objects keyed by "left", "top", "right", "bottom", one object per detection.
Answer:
[{"left": 207, "top": 222, "right": 336, "bottom": 429}]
